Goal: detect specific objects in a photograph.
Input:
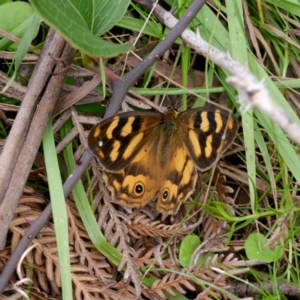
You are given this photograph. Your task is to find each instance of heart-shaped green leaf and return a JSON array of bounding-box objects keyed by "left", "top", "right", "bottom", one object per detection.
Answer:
[
  {"left": 179, "top": 235, "right": 200, "bottom": 267},
  {"left": 245, "top": 233, "right": 283, "bottom": 263}
]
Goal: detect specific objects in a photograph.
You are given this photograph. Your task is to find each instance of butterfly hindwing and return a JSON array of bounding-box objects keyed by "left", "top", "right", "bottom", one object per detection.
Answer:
[
  {"left": 104, "top": 143, "right": 160, "bottom": 208},
  {"left": 156, "top": 145, "right": 197, "bottom": 214},
  {"left": 88, "top": 111, "right": 163, "bottom": 171},
  {"left": 177, "top": 107, "right": 238, "bottom": 171}
]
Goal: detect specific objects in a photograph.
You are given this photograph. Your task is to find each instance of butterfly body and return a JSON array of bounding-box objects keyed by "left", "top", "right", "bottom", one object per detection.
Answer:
[{"left": 88, "top": 107, "right": 238, "bottom": 215}]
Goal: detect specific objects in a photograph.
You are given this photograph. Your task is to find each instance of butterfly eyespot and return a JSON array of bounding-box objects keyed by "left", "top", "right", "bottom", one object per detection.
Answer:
[
  {"left": 134, "top": 183, "right": 145, "bottom": 196},
  {"left": 162, "top": 189, "right": 169, "bottom": 202},
  {"left": 98, "top": 140, "right": 104, "bottom": 147}
]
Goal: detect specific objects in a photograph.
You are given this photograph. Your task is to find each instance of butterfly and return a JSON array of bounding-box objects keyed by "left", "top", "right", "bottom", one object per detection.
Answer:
[{"left": 88, "top": 106, "right": 238, "bottom": 215}]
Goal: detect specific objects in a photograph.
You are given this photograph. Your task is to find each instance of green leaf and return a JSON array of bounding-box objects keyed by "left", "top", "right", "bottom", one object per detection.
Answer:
[
  {"left": 0, "top": 0, "right": 12, "bottom": 5},
  {"left": 226, "top": 0, "right": 256, "bottom": 210},
  {"left": 0, "top": 1, "right": 36, "bottom": 50},
  {"left": 266, "top": 0, "right": 300, "bottom": 16},
  {"left": 245, "top": 233, "right": 283, "bottom": 263},
  {"left": 0, "top": 1, "right": 34, "bottom": 34},
  {"left": 2, "top": 14, "right": 40, "bottom": 92},
  {"left": 117, "top": 16, "right": 163, "bottom": 38},
  {"left": 29, "top": 0, "right": 133, "bottom": 57},
  {"left": 42, "top": 121, "right": 73, "bottom": 299},
  {"left": 253, "top": 122, "right": 277, "bottom": 201},
  {"left": 179, "top": 235, "right": 200, "bottom": 267}
]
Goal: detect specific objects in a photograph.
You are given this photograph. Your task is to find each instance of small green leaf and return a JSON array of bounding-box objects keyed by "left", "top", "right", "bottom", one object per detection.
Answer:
[
  {"left": 179, "top": 235, "right": 200, "bottom": 267},
  {"left": 117, "top": 16, "right": 163, "bottom": 38},
  {"left": 245, "top": 233, "right": 283, "bottom": 263},
  {"left": 0, "top": 1, "right": 34, "bottom": 35},
  {"left": 2, "top": 13, "right": 40, "bottom": 92},
  {"left": 0, "top": 1, "right": 37, "bottom": 51},
  {"left": 0, "top": 0, "right": 12, "bottom": 5},
  {"left": 30, "top": 0, "right": 133, "bottom": 57}
]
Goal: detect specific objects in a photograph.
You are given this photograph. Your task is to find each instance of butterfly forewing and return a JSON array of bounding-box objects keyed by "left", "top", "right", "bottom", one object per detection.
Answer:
[
  {"left": 177, "top": 108, "right": 238, "bottom": 171},
  {"left": 88, "top": 111, "right": 163, "bottom": 172}
]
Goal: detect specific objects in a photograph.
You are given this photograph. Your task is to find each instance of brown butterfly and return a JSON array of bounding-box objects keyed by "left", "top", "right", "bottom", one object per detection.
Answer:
[{"left": 88, "top": 106, "right": 238, "bottom": 215}]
